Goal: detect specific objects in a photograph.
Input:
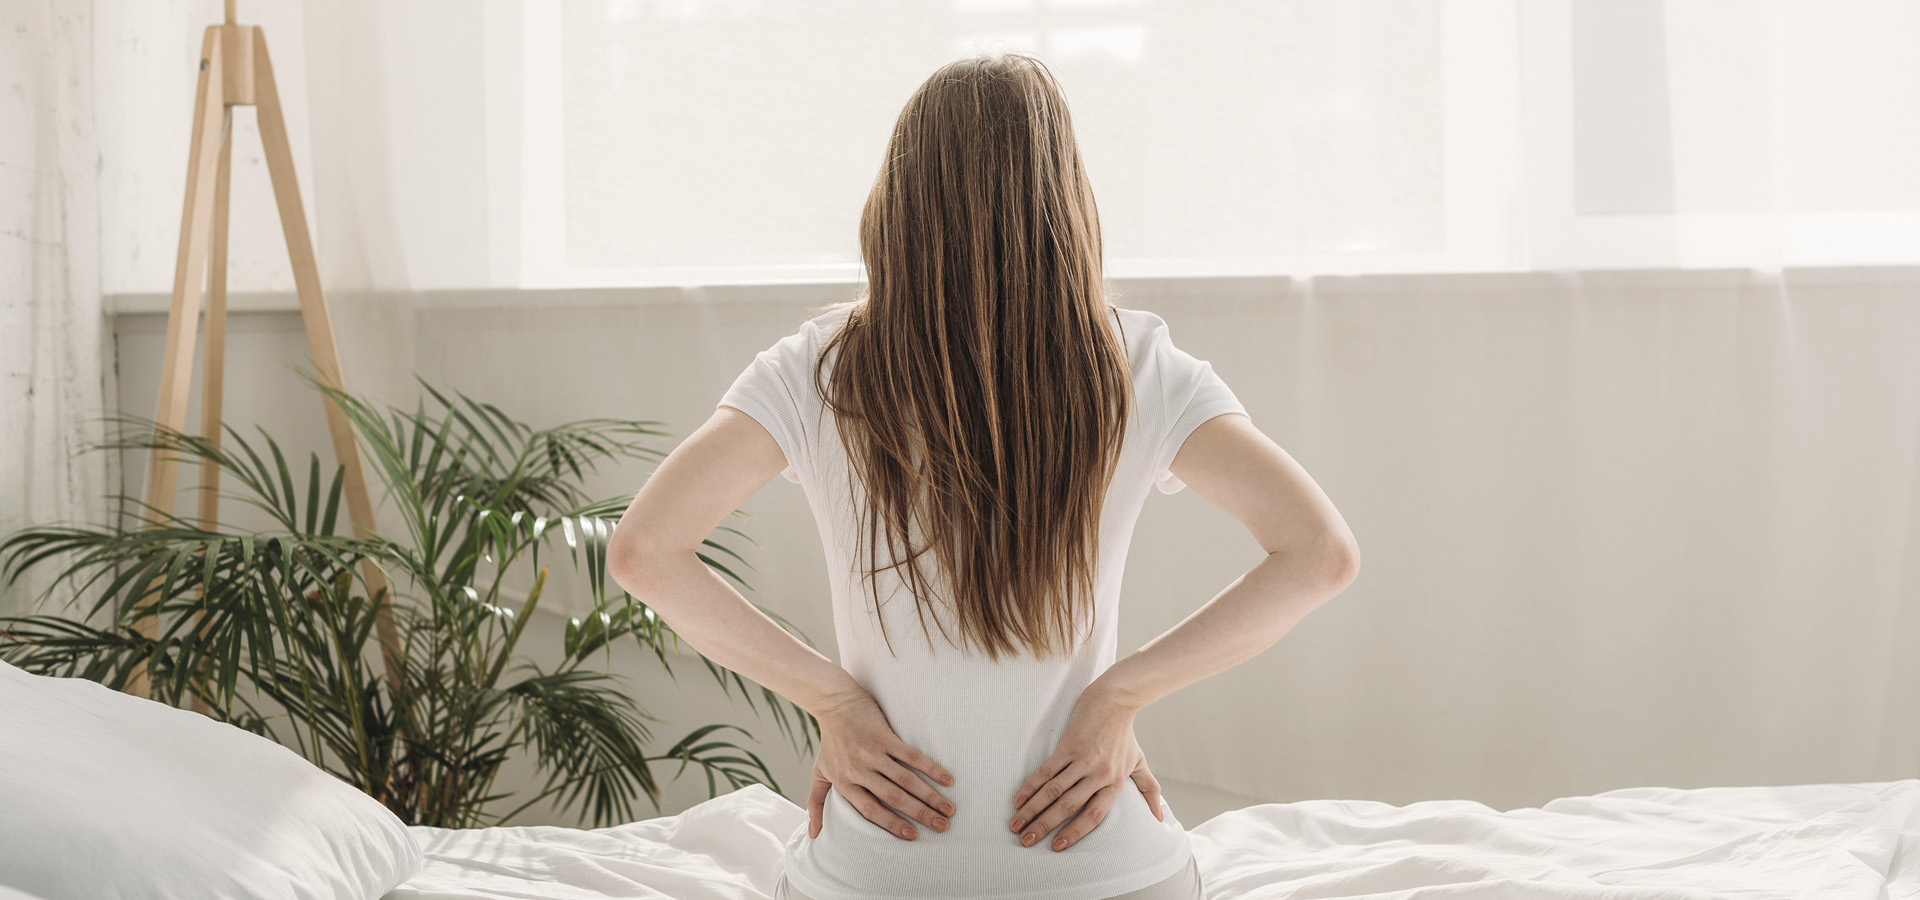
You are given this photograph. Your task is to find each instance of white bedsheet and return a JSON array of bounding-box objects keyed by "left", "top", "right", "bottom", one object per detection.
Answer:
[{"left": 384, "top": 779, "right": 1920, "bottom": 900}]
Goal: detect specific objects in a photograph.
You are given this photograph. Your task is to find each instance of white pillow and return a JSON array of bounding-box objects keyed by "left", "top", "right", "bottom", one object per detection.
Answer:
[{"left": 0, "top": 658, "right": 422, "bottom": 899}]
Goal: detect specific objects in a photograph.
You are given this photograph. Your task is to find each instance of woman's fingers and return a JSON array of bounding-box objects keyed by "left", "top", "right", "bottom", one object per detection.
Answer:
[
  {"left": 1012, "top": 755, "right": 1071, "bottom": 813},
  {"left": 1005, "top": 686, "right": 1148, "bottom": 849},
  {"left": 809, "top": 687, "right": 967, "bottom": 841},
  {"left": 807, "top": 769, "right": 831, "bottom": 839},
  {"left": 1047, "top": 782, "right": 1119, "bottom": 851},
  {"left": 1016, "top": 774, "right": 1103, "bottom": 849},
  {"left": 860, "top": 761, "right": 949, "bottom": 832},
  {"left": 1009, "top": 763, "right": 1084, "bottom": 838},
  {"left": 842, "top": 782, "right": 922, "bottom": 840},
  {"left": 892, "top": 742, "right": 956, "bottom": 788},
  {"left": 1131, "top": 763, "right": 1165, "bottom": 822},
  {"left": 880, "top": 757, "right": 956, "bottom": 829}
]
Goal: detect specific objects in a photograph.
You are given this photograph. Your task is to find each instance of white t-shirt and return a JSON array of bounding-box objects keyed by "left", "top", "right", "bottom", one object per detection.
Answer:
[{"left": 717, "top": 303, "right": 1248, "bottom": 900}]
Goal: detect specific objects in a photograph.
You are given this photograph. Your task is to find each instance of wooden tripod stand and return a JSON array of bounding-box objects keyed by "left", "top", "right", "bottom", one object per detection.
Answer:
[{"left": 130, "top": 1, "right": 401, "bottom": 703}]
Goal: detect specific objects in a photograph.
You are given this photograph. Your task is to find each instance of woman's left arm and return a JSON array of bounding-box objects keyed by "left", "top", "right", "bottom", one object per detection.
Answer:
[{"left": 606, "top": 406, "right": 863, "bottom": 718}]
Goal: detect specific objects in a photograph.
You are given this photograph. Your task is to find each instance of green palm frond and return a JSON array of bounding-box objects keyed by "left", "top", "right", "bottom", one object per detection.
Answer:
[{"left": 654, "top": 722, "right": 783, "bottom": 798}]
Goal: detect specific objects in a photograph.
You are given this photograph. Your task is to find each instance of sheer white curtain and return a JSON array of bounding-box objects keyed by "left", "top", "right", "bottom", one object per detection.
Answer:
[
  {"left": 31, "top": 0, "right": 1920, "bottom": 810},
  {"left": 0, "top": 0, "right": 418, "bottom": 615}
]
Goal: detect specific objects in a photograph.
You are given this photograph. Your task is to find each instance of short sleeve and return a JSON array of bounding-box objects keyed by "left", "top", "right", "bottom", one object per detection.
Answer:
[
  {"left": 717, "top": 330, "right": 813, "bottom": 484},
  {"left": 1147, "top": 318, "right": 1248, "bottom": 494}
]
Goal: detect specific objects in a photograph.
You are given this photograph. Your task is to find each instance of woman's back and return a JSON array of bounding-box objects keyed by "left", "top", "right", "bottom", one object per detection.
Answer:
[{"left": 718, "top": 301, "right": 1247, "bottom": 900}]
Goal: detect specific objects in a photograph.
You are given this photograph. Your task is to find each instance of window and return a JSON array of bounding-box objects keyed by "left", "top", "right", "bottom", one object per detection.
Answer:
[{"left": 485, "top": 0, "right": 1920, "bottom": 288}]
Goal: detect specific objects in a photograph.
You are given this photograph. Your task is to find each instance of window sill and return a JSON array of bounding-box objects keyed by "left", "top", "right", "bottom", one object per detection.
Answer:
[{"left": 100, "top": 265, "right": 1920, "bottom": 318}]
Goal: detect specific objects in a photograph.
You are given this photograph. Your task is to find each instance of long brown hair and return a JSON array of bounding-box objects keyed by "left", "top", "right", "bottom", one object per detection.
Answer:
[{"left": 813, "top": 52, "right": 1132, "bottom": 663}]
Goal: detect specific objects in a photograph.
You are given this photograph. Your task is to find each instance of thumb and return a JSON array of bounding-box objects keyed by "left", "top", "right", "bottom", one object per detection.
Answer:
[
  {"left": 1131, "top": 763, "right": 1165, "bottom": 822},
  {"left": 808, "top": 770, "right": 830, "bottom": 838}
]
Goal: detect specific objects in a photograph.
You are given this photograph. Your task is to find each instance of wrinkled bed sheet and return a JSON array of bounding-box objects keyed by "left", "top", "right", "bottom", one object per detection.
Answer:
[{"left": 385, "top": 779, "right": 1920, "bottom": 900}]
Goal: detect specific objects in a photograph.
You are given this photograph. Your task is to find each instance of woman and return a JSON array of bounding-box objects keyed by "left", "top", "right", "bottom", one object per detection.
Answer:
[{"left": 607, "top": 52, "right": 1359, "bottom": 900}]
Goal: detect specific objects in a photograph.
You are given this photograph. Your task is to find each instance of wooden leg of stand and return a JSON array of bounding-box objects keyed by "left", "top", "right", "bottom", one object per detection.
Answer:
[
  {"left": 250, "top": 28, "right": 407, "bottom": 693},
  {"left": 187, "top": 104, "right": 235, "bottom": 717},
  {"left": 130, "top": 26, "right": 228, "bottom": 700}
]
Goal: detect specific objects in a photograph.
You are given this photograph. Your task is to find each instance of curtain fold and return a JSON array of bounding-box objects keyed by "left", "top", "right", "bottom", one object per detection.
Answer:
[
  {"left": 0, "top": 0, "right": 109, "bottom": 617},
  {"left": 299, "top": 0, "right": 420, "bottom": 410}
]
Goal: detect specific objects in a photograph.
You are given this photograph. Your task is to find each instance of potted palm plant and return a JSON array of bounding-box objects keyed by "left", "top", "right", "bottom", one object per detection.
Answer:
[{"left": 0, "top": 368, "right": 820, "bottom": 828}]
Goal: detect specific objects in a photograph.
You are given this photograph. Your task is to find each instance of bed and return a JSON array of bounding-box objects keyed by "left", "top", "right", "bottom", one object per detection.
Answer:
[
  {"left": 385, "top": 779, "right": 1920, "bottom": 899},
  {"left": 2, "top": 659, "right": 1916, "bottom": 899}
]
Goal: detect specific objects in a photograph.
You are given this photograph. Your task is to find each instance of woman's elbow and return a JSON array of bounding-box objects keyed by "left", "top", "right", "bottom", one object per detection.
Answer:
[
  {"left": 607, "top": 553, "right": 647, "bottom": 599},
  {"left": 607, "top": 529, "right": 665, "bottom": 595},
  {"left": 1317, "top": 531, "right": 1361, "bottom": 591}
]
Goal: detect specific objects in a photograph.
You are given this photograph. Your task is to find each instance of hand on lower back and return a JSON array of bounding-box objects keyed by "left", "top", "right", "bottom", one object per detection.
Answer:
[
  {"left": 1010, "top": 684, "right": 1166, "bottom": 852},
  {"left": 809, "top": 688, "right": 957, "bottom": 841}
]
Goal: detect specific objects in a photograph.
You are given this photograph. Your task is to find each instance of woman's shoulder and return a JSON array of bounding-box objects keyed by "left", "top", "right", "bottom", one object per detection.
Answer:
[
  {"left": 1107, "top": 305, "right": 1180, "bottom": 371},
  {"left": 744, "top": 301, "right": 858, "bottom": 371},
  {"left": 799, "top": 299, "right": 862, "bottom": 339},
  {"left": 1108, "top": 304, "right": 1170, "bottom": 339}
]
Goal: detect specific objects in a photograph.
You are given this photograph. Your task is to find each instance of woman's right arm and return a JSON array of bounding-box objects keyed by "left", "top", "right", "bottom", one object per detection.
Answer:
[{"left": 1008, "top": 411, "right": 1359, "bottom": 852}]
